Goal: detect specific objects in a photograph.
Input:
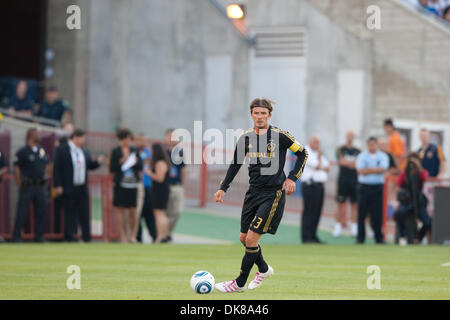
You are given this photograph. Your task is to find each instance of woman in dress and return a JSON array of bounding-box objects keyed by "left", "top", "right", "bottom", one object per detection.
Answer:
[
  {"left": 146, "top": 143, "right": 171, "bottom": 243},
  {"left": 109, "top": 128, "right": 142, "bottom": 243}
]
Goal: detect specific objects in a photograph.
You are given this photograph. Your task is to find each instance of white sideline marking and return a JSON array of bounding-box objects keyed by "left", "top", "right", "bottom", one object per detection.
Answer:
[{"left": 441, "top": 262, "right": 450, "bottom": 267}]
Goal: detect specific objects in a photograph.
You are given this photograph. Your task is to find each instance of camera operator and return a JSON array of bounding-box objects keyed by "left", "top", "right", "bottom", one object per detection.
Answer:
[{"left": 395, "top": 152, "right": 431, "bottom": 244}]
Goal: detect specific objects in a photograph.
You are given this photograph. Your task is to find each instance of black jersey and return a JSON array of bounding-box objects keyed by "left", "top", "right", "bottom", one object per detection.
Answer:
[
  {"left": 219, "top": 125, "right": 308, "bottom": 192},
  {"left": 336, "top": 145, "right": 360, "bottom": 184}
]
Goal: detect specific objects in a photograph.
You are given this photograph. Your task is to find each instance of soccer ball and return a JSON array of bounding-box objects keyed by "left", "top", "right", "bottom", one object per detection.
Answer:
[{"left": 190, "top": 270, "right": 215, "bottom": 294}]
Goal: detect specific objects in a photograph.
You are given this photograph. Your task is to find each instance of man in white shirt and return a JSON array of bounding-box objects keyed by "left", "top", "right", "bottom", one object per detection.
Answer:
[{"left": 300, "top": 136, "right": 330, "bottom": 244}]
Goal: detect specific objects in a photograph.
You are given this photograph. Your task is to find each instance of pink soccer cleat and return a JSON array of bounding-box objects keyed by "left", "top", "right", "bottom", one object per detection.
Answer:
[
  {"left": 215, "top": 279, "right": 246, "bottom": 293},
  {"left": 248, "top": 265, "right": 274, "bottom": 290}
]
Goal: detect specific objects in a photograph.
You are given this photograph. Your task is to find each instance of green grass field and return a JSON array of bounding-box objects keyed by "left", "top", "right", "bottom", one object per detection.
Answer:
[{"left": 1, "top": 243, "right": 449, "bottom": 299}]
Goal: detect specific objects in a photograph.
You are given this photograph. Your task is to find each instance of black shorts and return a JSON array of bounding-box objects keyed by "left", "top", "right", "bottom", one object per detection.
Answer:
[
  {"left": 241, "top": 188, "right": 286, "bottom": 235},
  {"left": 336, "top": 180, "right": 357, "bottom": 203}
]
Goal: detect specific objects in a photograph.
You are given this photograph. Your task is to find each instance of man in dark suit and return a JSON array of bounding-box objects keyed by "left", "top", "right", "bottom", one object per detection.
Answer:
[{"left": 53, "top": 129, "right": 105, "bottom": 242}]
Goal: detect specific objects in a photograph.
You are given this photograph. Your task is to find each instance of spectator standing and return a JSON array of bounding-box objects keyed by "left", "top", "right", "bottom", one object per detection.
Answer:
[
  {"left": 418, "top": 128, "right": 446, "bottom": 178},
  {"left": 7, "top": 80, "right": 34, "bottom": 118},
  {"left": 383, "top": 119, "right": 406, "bottom": 170},
  {"left": 147, "top": 143, "right": 171, "bottom": 243},
  {"left": 300, "top": 136, "right": 329, "bottom": 244},
  {"left": 35, "top": 86, "right": 70, "bottom": 124},
  {"left": 333, "top": 131, "right": 360, "bottom": 237},
  {"left": 378, "top": 137, "right": 399, "bottom": 175},
  {"left": 135, "top": 134, "right": 157, "bottom": 243},
  {"left": 164, "top": 129, "right": 186, "bottom": 243},
  {"left": 395, "top": 153, "right": 432, "bottom": 244},
  {"left": 53, "top": 129, "right": 104, "bottom": 242},
  {"left": 12, "top": 128, "right": 48, "bottom": 242},
  {"left": 356, "top": 137, "right": 389, "bottom": 244},
  {"left": 110, "top": 129, "right": 142, "bottom": 243}
]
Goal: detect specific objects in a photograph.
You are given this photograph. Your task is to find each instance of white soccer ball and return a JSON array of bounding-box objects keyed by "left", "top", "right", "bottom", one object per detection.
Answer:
[{"left": 190, "top": 270, "right": 215, "bottom": 294}]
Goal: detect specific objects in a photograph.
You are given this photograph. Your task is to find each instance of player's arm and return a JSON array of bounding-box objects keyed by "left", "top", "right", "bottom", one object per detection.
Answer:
[
  {"left": 215, "top": 135, "right": 247, "bottom": 203},
  {"left": 287, "top": 142, "right": 308, "bottom": 183},
  {"left": 281, "top": 132, "right": 308, "bottom": 195}
]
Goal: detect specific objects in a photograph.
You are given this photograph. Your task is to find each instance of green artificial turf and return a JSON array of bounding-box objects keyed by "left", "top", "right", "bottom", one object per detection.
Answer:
[{"left": 1, "top": 243, "right": 449, "bottom": 300}]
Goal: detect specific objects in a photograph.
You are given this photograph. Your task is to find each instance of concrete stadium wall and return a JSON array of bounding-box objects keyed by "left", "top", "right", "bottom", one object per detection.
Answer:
[
  {"left": 45, "top": 0, "right": 449, "bottom": 159},
  {"left": 304, "top": 0, "right": 450, "bottom": 136},
  {"left": 241, "top": 0, "right": 372, "bottom": 155},
  {"left": 47, "top": 0, "right": 250, "bottom": 139}
]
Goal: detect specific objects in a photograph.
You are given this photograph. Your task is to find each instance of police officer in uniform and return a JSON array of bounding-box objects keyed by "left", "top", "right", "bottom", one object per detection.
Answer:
[{"left": 12, "top": 128, "right": 49, "bottom": 242}]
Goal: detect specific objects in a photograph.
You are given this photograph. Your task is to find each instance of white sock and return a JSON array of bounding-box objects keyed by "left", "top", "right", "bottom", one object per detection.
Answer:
[
  {"left": 351, "top": 223, "right": 358, "bottom": 236},
  {"left": 333, "top": 223, "right": 342, "bottom": 237}
]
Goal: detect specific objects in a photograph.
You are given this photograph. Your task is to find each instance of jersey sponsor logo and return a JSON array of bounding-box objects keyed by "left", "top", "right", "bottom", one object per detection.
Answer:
[{"left": 248, "top": 151, "right": 276, "bottom": 159}]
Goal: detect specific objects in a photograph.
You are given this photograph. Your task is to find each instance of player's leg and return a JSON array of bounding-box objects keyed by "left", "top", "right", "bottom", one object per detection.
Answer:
[
  {"left": 246, "top": 190, "right": 284, "bottom": 289},
  {"left": 215, "top": 190, "right": 260, "bottom": 293},
  {"left": 239, "top": 232, "right": 246, "bottom": 246},
  {"left": 239, "top": 231, "right": 267, "bottom": 271},
  {"left": 234, "top": 229, "right": 263, "bottom": 287}
]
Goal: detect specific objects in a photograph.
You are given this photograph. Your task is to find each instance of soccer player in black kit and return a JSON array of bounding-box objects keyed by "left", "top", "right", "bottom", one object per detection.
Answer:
[{"left": 214, "top": 98, "right": 308, "bottom": 293}]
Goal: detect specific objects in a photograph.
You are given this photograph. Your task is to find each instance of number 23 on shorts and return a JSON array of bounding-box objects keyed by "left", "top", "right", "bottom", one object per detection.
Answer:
[{"left": 251, "top": 216, "right": 263, "bottom": 229}]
